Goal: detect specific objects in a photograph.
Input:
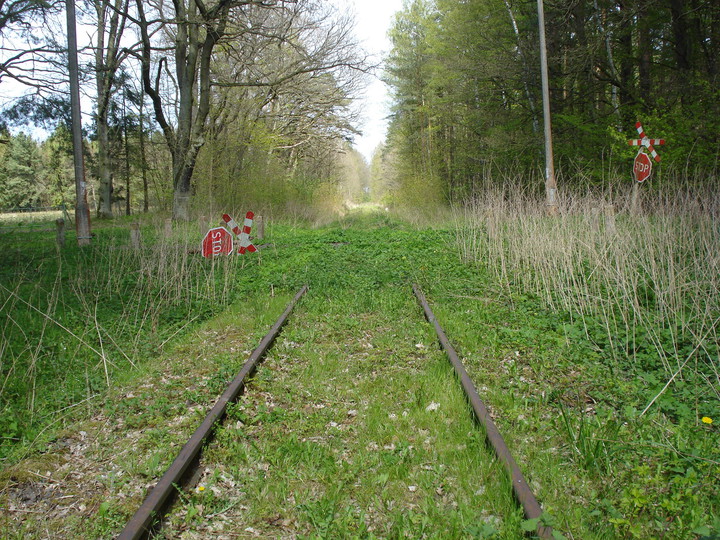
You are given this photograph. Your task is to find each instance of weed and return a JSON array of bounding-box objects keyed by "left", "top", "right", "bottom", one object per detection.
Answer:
[
  {"left": 2, "top": 208, "right": 717, "bottom": 539},
  {"left": 555, "top": 404, "right": 621, "bottom": 473},
  {"left": 452, "top": 191, "right": 720, "bottom": 538}
]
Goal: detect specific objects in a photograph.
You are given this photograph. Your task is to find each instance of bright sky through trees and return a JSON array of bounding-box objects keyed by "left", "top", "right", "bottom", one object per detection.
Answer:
[
  {"left": 1, "top": 0, "right": 400, "bottom": 162},
  {"left": 339, "top": 0, "right": 403, "bottom": 162}
]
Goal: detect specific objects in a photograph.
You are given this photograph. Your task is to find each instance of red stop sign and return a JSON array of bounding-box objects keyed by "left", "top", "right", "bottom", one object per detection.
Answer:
[
  {"left": 633, "top": 151, "right": 652, "bottom": 183},
  {"left": 202, "top": 227, "right": 233, "bottom": 257}
]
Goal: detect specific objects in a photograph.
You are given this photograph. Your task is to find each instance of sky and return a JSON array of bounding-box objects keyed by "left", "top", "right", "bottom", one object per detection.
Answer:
[{"left": 338, "top": 0, "right": 404, "bottom": 162}]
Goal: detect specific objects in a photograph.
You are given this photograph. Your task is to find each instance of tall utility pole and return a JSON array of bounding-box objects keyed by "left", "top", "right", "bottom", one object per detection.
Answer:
[
  {"left": 537, "top": 0, "right": 558, "bottom": 215},
  {"left": 66, "top": 0, "right": 92, "bottom": 245}
]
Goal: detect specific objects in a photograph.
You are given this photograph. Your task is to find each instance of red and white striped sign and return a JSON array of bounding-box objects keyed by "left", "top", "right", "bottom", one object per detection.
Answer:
[
  {"left": 627, "top": 122, "right": 665, "bottom": 163},
  {"left": 222, "top": 212, "right": 257, "bottom": 254}
]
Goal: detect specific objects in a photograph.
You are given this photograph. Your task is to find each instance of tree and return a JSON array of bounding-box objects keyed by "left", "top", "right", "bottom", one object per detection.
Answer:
[
  {"left": 384, "top": 0, "right": 720, "bottom": 201},
  {"left": 384, "top": 0, "right": 434, "bottom": 187},
  {"left": 39, "top": 124, "right": 75, "bottom": 207},
  {"left": 1, "top": 2, "right": 71, "bottom": 131},
  {"left": 135, "top": 0, "right": 369, "bottom": 221},
  {"left": 0, "top": 0, "right": 64, "bottom": 92},
  {"left": 0, "top": 132, "right": 43, "bottom": 208},
  {"left": 91, "top": 0, "right": 132, "bottom": 218},
  {"left": 338, "top": 145, "right": 369, "bottom": 203}
]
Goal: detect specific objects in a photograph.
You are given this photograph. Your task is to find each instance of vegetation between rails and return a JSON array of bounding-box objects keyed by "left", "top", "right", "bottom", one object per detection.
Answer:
[
  {"left": 161, "top": 289, "right": 527, "bottom": 538},
  {"left": 0, "top": 209, "right": 717, "bottom": 539}
]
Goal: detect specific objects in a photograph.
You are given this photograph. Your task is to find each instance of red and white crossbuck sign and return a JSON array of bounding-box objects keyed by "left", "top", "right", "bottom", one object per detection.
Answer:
[
  {"left": 222, "top": 212, "right": 257, "bottom": 254},
  {"left": 627, "top": 121, "right": 665, "bottom": 163}
]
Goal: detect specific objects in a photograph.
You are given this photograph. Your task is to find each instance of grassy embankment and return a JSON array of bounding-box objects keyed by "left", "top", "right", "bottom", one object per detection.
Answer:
[{"left": 0, "top": 206, "right": 718, "bottom": 538}]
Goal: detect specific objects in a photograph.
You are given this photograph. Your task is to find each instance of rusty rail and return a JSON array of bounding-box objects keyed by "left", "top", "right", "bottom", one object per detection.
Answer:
[
  {"left": 412, "top": 284, "right": 553, "bottom": 539},
  {"left": 118, "top": 285, "right": 309, "bottom": 540}
]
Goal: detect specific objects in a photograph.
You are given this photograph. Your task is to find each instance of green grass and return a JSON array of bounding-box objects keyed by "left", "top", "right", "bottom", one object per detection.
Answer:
[
  {"left": 0, "top": 215, "right": 254, "bottom": 459},
  {"left": 451, "top": 191, "right": 720, "bottom": 539},
  {"left": 160, "top": 289, "right": 523, "bottom": 538},
  {"left": 0, "top": 208, "right": 718, "bottom": 538}
]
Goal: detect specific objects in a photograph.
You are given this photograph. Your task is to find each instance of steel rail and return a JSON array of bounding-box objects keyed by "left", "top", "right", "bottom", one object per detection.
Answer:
[
  {"left": 412, "top": 284, "right": 553, "bottom": 539},
  {"left": 118, "top": 284, "right": 309, "bottom": 540}
]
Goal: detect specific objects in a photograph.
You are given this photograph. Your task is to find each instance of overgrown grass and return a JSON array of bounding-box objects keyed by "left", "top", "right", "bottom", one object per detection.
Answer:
[
  {"left": 0, "top": 209, "right": 66, "bottom": 228},
  {"left": 1, "top": 207, "right": 717, "bottom": 538},
  {"left": 163, "top": 289, "right": 524, "bottom": 538},
  {"left": 452, "top": 186, "right": 720, "bottom": 538},
  {"left": 454, "top": 187, "right": 719, "bottom": 422},
  {"left": 0, "top": 214, "right": 249, "bottom": 459}
]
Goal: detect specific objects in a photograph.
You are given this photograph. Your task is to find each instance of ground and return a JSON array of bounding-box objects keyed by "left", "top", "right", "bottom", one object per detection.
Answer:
[{"left": 0, "top": 209, "right": 717, "bottom": 539}]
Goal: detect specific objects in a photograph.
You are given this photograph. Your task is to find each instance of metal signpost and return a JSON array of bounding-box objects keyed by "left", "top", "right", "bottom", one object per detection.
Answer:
[
  {"left": 537, "top": 0, "right": 558, "bottom": 215},
  {"left": 66, "top": 0, "right": 92, "bottom": 246}
]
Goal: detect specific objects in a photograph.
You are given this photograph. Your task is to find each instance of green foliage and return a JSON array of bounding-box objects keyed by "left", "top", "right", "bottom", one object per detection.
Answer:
[
  {"left": 39, "top": 126, "right": 75, "bottom": 207},
  {"left": 1, "top": 208, "right": 717, "bottom": 539},
  {"left": 453, "top": 193, "right": 719, "bottom": 538},
  {"left": 0, "top": 127, "right": 88, "bottom": 212},
  {"left": 384, "top": 0, "right": 720, "bottom": 201},
  {"left": 0, "top": 132, "right": 43, "bottom": 208},
  {"left": 0, "top": 219, "right": 251, "bottom": 459}
]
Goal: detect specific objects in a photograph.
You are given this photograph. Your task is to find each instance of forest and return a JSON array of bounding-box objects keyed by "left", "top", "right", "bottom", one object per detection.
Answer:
[
  {"left": 379, "top": 0, "right": 720, "bottom": 207},
  {"left": 1, "top": 1, "right": 719, "bottom": 539},
  {"left": 1, "top": 1, "right": 719, "bottom": 214},
  {"left": 0, "top": 0, "right": 370, "bottom": 221}
]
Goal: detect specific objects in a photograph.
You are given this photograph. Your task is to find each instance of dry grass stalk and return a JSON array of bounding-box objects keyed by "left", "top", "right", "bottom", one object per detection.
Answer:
[{"left": 453, "top": 182, "right": 720, "bottom": 416}]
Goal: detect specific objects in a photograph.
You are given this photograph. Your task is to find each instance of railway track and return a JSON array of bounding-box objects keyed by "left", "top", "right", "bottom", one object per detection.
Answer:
[{"left": 118, "top": 284, "right": 552, "bottom": 539}]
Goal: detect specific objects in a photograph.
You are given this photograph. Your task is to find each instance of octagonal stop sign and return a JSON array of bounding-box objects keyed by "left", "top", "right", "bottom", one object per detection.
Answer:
[
  {"left": 202, "top": 227, "right": 233, "bottom": 257},
  {"left": 633, "top": 151, "right": 652, "bottom": 183}
]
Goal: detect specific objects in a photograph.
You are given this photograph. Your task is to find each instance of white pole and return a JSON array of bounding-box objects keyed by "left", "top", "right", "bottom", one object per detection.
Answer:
[{"left": 537, "top": 0, "right": 558, "bottom": 215}]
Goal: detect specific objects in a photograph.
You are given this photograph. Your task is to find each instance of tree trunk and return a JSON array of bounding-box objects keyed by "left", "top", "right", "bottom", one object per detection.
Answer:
[
  {"left": 97, "top": 116, "right": 113, "bottom": 217},
  {"left": 94, "top": 0, "right": 129, "bottom": 219},
  {"left": 171, "top": 148, "right": 199, "bottom": 221},
  {"left": 164, "top": 0, "right": 226, "bottom": 221},
  {"left": 594, "top": 0, "right": 621, "bottom": 122},
  {"left": 669, "top": 0, "right": 691, "bottom": 72},
  {"left": 617, "top": 1, "right": 635, "bottom": 124},
  {"left": 139, "top": 88, "right": 149, "bottom": 212},
  {"left": 502, "top": 0, "right": 539, "bottom": 134},
  {"left": 124, "top": 93, "right": 131, "bottom": 216},
  {"left": 707, "top": 1, "right": 720, "bottom": 78}
]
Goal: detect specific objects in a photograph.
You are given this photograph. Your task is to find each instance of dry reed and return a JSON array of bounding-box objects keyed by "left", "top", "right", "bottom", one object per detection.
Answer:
[{"left": 453, "top": 182, "right": 720, "bottom": 417}]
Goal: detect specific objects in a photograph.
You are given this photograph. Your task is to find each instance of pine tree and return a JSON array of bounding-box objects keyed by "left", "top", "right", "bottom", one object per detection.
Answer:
[{"left": 0, "top": 133, "right": 43, "bottom": 209}]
